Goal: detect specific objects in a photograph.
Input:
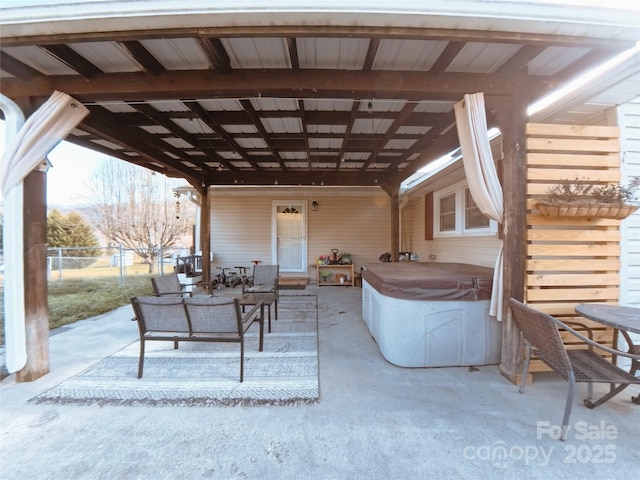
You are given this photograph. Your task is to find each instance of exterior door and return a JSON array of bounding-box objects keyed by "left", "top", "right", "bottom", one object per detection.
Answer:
[{"left": 273, "top": 201, "right": 307, "bottom": 273}]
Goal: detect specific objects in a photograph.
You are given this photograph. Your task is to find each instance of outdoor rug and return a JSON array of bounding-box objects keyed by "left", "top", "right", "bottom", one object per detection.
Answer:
[{"left": 31, "top": 295, "right": 319, "bottom": 407}]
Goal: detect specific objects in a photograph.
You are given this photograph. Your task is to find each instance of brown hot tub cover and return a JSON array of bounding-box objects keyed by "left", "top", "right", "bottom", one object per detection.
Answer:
[{"left": 361, "top": 262, "right": 493, "bottom": 301}]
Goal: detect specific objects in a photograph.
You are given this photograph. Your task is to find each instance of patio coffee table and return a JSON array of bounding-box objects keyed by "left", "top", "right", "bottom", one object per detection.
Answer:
[
  {"left": 221, "top": 292, "right": 277, "bottom": 333},
  {"left": 575, "top": 303, "right": 640, "bottom": 405}
]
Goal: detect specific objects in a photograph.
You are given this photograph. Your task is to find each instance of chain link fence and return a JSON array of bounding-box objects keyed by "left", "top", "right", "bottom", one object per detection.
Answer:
[
  {"left": 45, "top": 245, "right": 193, "bottom": 283},
  {"left": 0, "top": 246, "right": 193, "bottom": 287}
]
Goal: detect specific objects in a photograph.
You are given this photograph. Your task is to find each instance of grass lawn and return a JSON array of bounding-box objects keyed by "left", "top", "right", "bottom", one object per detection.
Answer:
[
  {"left": 47, "top": 276, "right": 155, "bottom": 329},
  {"left": 0, "top": 273, "right": 155, "bottom": 343}
]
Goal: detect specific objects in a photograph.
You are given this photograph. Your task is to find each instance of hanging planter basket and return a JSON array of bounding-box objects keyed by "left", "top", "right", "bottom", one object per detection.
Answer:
[{"left": 536, "top": 201, "right": 639, "bottom": 220}]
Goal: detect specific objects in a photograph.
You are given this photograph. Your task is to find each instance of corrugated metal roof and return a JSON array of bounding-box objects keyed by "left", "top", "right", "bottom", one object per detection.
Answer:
[
  {"left": 2, "top": 45, "right": 78, "bottom": 75},
  {"left": 69, "top": 41, "right": 141, "bottom": 73},
  {"left": 199, "top": 99, "right": 244, "bottom": 111},
  {"left": 261, "top": 117, "right": 303, "bottom": 134},
  {"left": 447, "top": 43, "right": 522, "bottom": 73},
  {"left": 222, "top": 37, "right": 291, "bottom": 69},
  {"left": 251, "top": 98, "right": 298, "bottom": 111},
  {"left": 1, "top": 2, "right": 637, "bottom": 187},
  {"left": 173, "top": 118, "right": 215, "bottom": 135},
  {"left": 372, "top": 39, "right": 448, "bottom": 71},
  {"left": 140, "top": 38, "right": 210, "bottom": 70},
  {"left": 528, "top": 46, "right": 591, "bottom": 76},
  {"left": 96, "top": 101, "right": 136, "bottom": 113},
  {"left": 304, "top": 99, "right": 354, "bottom": 111},
  {"left": 297, "top": 37, "right": 369, "bottom": 70}
]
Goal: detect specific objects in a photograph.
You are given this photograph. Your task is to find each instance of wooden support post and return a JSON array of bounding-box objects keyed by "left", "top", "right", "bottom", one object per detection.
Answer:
[
  {"left": 16, "top": 169, "right": 49, "bottom": 382},
  {"left": 380, "top": 180, "right": 400, "bottom": 262},
  {"left": 199, "top": 186, "right": 211, "bottom": 284},
  {"left": 498, "top": 94, "right": 528, "bottom": 384}
]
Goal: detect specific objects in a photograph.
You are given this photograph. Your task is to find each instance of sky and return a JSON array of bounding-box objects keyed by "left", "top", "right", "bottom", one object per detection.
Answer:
[
  {"left": 0, "top": 125, "right": 108, "bottom": 206},
  {"left": 45, "top": 142, "right": 108, "bottom": 206}
]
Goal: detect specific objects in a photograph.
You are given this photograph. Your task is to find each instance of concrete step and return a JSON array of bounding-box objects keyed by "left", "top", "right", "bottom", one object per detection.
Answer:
[{"left": 279, "top": 276, "right": 309, "bottom": 287}]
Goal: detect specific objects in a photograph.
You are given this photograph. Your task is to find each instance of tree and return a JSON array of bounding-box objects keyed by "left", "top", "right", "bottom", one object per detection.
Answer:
[
  {"left": 47, "top": 209, "right": 101, "bottom": 269},
  {"left": 90, "top": 160, "right": 193, "bottom": 273}
]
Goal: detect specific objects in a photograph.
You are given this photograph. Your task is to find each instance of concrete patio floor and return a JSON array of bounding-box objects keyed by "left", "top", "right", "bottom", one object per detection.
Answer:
[{"left": 1, "top": 285, "right": 638, "bottom": 479}]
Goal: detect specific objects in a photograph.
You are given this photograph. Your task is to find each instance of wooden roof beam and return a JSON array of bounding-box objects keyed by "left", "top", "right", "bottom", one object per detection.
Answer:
[
  {"left": 132, "top": 102, "right": 200, "bottom": 148},
  {"left": 0, "top": 69, "right": 543, "bottom": 100},
  {"left": 201, "top": 169, "right": 383, "bottom": 187},
  {"left": 497, "top": 45, "right": 547, "bottom": 75},
  {"left": 41, "top": 44, "right": 103, "bottom": 78},
  {"left": 183, "top": 100, "right": 246, "bottom": 172},
  {"left": 2, "top": 25, "right": 634, "bottom": 50},
  {"left": 196, "top": 37, "right": 232, "bottom": 73},
  {"left": 118, "top": 40, "right": 166, "bottom": 75},
  {"left": 297, "top": 99, "right": 312, "bottom": 169},
  {"left": 240, "top": 99, "right": 288, "bottom": 170},
  {"left": 391, "top": 127, "right": 462, "bottom": 184},
  {"left": 430, "top": 41, "right": 466, "bottom": 74},
  {"left": 362, "top": 38, "right": 380, "bottom": 71},
  {"left": 81, "top": 107, "right": 209, "bottom": 184},
  {"left": 333, "top": 101, "right": 361, "bottom": 169},
  {"left": 96, "top": 109, "right": 451, "bottom": 126},
  {"left": 360, "top": 101, "right": 424, "bottom": 170},
  {"left": 286, "top": 37, "right": 300, "bottom": 70},
  {"left": 0, "top": 51, "right": 40, "bottom": 79}
]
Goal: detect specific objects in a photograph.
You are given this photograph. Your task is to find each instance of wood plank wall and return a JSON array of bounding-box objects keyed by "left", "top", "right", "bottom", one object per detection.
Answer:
[{"left": 525, "top": 123, "right": 621, "bottom": 373}]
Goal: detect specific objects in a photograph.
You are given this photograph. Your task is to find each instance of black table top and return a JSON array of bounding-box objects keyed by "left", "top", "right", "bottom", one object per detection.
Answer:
[{"left": 575, "top": 303, "right": 640, "bottom": 334}]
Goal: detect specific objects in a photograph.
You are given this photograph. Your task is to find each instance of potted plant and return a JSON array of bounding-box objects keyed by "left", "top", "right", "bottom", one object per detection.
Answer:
[
  {"left": 536, "top": 176, "right": 639, "bottom": 219},
  {"left": 319, "top": 270, "right": 332, "bottom": 283}
]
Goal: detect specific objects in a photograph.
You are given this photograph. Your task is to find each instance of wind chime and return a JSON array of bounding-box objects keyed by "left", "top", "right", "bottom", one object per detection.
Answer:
[{"left": 174, "top": 191, "right": 181, "bottom": 219}]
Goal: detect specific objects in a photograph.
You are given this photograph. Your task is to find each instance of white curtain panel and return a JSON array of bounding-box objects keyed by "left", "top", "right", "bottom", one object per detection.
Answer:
[
  {"left": 0, "top": 91, "right": 88, "bottom": 373},
  {"left": 1, "top": 91, "right": 89, "bottom": 195},
  {"left": 454, "top": 93, "right": 505, "bottom": 321}
]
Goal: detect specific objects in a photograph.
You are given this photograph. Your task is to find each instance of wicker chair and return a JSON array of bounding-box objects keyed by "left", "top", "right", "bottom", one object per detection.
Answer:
[
  {"left": 509, "top": 298, "right": 640, "bottom": 441},
  {"left": 243, "top": 264, "right": 279, "bottom": 319},
  {"left": 151, "top": 273, "right": 190, "bottom": 297}
]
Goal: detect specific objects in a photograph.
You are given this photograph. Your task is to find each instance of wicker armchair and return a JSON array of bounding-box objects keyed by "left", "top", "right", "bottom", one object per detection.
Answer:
[{"left": 509, "top": 298, "right": 640, "bottom": 441}]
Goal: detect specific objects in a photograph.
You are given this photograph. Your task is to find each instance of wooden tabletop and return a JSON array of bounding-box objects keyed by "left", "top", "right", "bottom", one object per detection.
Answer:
[{"left": 575, "top": 304, "right": 640, "bottom": 334}]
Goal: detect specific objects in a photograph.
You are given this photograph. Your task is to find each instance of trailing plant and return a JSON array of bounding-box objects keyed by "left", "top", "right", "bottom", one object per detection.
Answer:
[{"left": 545, "top": 176, "right": 640, "bottom": 205}]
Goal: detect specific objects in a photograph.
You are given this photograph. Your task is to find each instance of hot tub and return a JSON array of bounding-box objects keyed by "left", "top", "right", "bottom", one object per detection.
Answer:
[{"left": 361, "top": 262, "right": 501, "bottom": 368}]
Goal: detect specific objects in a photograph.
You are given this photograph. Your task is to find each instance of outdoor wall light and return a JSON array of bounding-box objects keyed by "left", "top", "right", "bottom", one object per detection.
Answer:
[{"left": 311, "top": 200, "right": 319, "bottom": 211}]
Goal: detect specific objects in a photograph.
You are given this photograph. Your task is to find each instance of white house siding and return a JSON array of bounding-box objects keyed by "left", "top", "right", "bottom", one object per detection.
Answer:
[
  {"left": 400, "top": 137, "right": 504, "bottom": 268},
  {"left": 402, "top": 186, "right": 502, "bottom": 268},
  {"left": 207, "top": 187, "right": 391, "bottom": 281},
  {"left": 618, "top": 98, "right": 640, "bottom": 309}
]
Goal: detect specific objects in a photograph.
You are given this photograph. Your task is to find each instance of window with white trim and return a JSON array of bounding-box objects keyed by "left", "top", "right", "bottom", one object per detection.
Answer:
[{"left": 434, "top": 180, "right": 497, "bottom": 237}]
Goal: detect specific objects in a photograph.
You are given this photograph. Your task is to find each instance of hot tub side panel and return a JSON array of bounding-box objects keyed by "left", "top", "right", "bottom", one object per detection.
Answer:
[{"left": 362, "top": 280, "right": 502, "bottom": 368}]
